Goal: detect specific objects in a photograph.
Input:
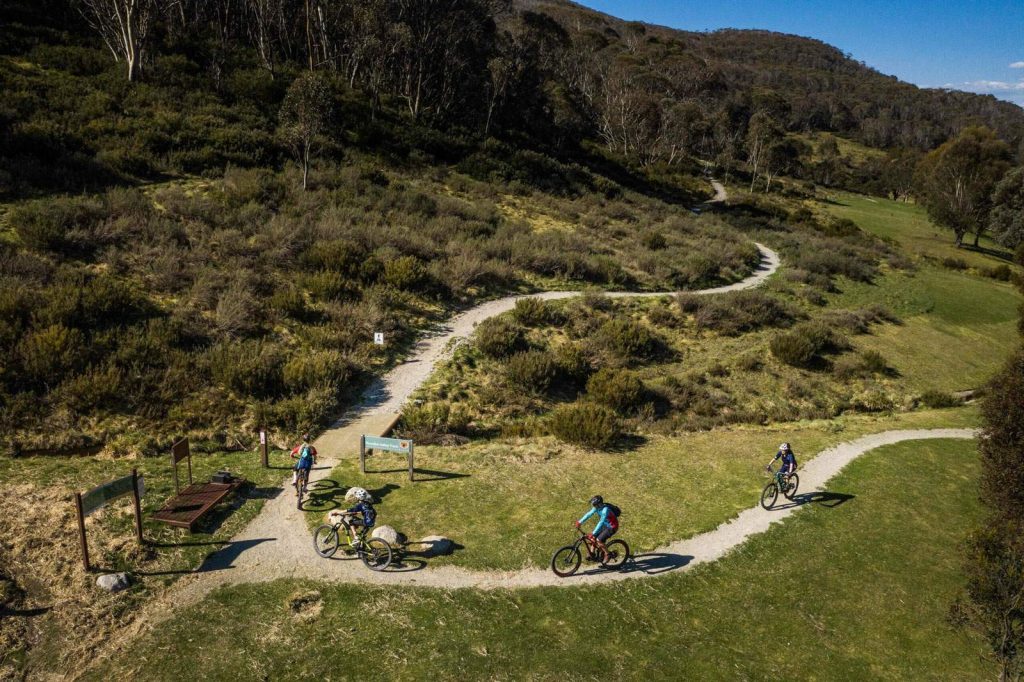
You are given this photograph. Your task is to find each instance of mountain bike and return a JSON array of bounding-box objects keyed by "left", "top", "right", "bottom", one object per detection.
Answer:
[
  {"left": 312, "top": 513, "right": 392, "bottom": 571},
  {"left": 550, "top": 527, "right": 630, "bottom": 577},
  {"left": 761, "top": 465, "right": 799, "bottom": 509},
  {"left": 294, "top": 467, "right": 310, "bottom": 509}
]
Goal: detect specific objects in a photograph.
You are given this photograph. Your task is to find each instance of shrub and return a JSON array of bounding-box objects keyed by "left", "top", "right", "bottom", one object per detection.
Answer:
[
  {"left": 381, "top": 255, "right": 430, "bottom": 292},
  {"left": 832, "top": 350, "right": 889, "bottom": 380},
  {"left": 512, "top": 297, "right": 559, "bottom": 327},
  {"left": 554, "top": 342, "right": 592, "bottom": 385},
  {"left": 504, "top": 350, "right": 559, "bottom": 394},
  {"left": 586, "top": 367, "right": 645, "bottom": 414},
  {"left": 282, "top": 350, "right": 350, "bottom": 393},
  {"left": 474, "top": 317, "right": 525, "bottom": 359},
  {"left": 548, "top": 402, "right": 619, "bottom": 449},
  {"left": 10, "top": 195, "right": 103, "bottom": 253},
  {"left": 399, "top": 402, "right": 470, "bottom": 443},
  {"left": 770, "top": 322, "right": 837, "bottom": 368},
  {"left": 941, "top": 257, "right": 969, "bottom": 271},
  {"left": 920, "top": 389, "right": 963, "bottom": 408},
  {"left": 595, "top": 318, "right": 660, "bottom": 362},
  {"left": 208, "top": 341, "right": 285, "bottom": 398},
  {"left": 215, "top": 281, "right": 261, "bottom": 336},
  {"left": 641, "top": 231, "right": 667, "bottom": 250},
  {"left": 18, "top": 324, "right": 84, "bottom": 385},
  {"left": 686, "top": 290, "right": 798, "bottom": 336},
  {"left": 985, "top": 264, "right": 1013, "bottom": 282}
]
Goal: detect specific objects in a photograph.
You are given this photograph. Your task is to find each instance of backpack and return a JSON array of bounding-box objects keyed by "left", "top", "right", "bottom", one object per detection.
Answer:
[{"left": 604, "top": 503, "right": 622, "bottom": 519}]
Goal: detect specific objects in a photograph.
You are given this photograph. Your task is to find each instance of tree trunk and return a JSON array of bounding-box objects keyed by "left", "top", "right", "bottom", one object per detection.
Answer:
[
  {"left": 302, "top": 143, "right": 309, "bottom": 190},
  {"left": 973, "top": 231, "right": 981, "bottom": 248}
]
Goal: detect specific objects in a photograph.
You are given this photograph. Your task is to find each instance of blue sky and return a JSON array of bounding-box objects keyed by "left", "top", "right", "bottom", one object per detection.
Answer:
[{"left": 579, "top": 1, "right": 1024, "bottom": 107}]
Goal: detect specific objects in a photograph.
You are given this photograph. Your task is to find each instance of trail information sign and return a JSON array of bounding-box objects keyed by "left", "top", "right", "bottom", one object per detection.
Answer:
[
  {"left": 75, "top": 469, "right": 146, "bottom": 571},
  {"left": 360, "top": 435, "right": 415, "bottom": 481}
]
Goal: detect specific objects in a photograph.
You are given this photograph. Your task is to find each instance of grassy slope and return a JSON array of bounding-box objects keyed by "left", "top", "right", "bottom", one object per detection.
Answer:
[
  {"left": 92, "top": 438, "right": 992, "bottom": 681},
  {"left": 823, "top": 193, "right": 1021, "bottom": 391},
  {"left": 305, "top": 408, "right": 979, "bottom": 570},
  {"left": 825, "top": 192, "right": 1017, "bottom": 268}
]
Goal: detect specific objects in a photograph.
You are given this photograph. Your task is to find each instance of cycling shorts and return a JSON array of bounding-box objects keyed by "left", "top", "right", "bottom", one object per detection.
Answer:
[{"left": 595, "top": 526, "right": 616, "bottom": 543}]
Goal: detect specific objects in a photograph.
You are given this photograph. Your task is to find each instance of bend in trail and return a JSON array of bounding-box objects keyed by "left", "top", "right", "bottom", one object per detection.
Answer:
[{"left": 165, "top": 428, "right": 975, "bottom": 602}]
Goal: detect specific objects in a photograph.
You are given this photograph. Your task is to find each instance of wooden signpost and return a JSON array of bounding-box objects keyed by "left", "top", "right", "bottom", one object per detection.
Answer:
[
  {"left": 171, "top": 437, "right": 192, "bottom": 495},
  {"left": 259, "top": 429, "right": 268, "bottom": 468},
  {"left": 360, "top": 435, "right": 415, "bottom": 482},
  {"left": 74, "top": 469, "right": 146, "bottom": 571}
]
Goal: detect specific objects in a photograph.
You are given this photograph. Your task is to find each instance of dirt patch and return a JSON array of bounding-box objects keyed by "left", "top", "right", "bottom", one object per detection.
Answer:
[{"left": 288, "top": 589, "right": 323, "bottom": 623}]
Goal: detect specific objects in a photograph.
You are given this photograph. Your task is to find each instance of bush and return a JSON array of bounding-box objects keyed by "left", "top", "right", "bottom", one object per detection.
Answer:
[
  {"left": 10, "top": 195, "right": 103, "bottom": 253},
  {"left": 18, "top": 324, "right": 84, "bottom": 385},
  {"left": 920, "top": 389, "right": 963, "bottom": 408},
  {"left": 512, "top": 297, "right": 559, "bottom": 327},
  {"left": 399, "top": 402, "right": 470, "bottom": 443},
  {"left": 554, "top": 342, "right": 592, "bottom": 385},
  {"left": 770, "top": 321, "right": 837, "bottom": 368},
  {"left": 474, "top": 317, "right": 525, "bottom": 359},
  {"left": 382, "top": 255, "right": 430, "bottom": 292},
  {"left": 832, "top": 350, "right": 889, "bottom": 379},
  {"left": 586, "top": 367, "right": 645, "bottom": 414},
  {"left": 504, "top": 350, "right": 559, "bottom": 394},
  {"left": 685, "top": 290, "right": 798, "bottom": 336},
  {"left": 941, "top": 257, "right": 969, "bottom": 271},
  {"left": 282, "top": 350, "right": 350, "bottom": 393},
  {"left": 641, "top": 231, "right": 667, "bottom": 250},
  {"left": 595, "top": 318, "right": 660, "bottom": 362},
  {"left": 548, "top": 402, "right": 619, "bottom": 449},
  {"left": 985, "top": 264, "right": 1013, "bottom": 282},
  {"left": 215, "top": 281, "right": 261, "bottom": 336},
  {"left": 208, "top": 341, "right": 285, "bottom": 398}
]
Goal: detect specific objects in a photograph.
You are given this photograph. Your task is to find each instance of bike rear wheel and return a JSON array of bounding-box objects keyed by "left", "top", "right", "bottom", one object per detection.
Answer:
[
  {"left": 295, "top": 470, "right": 308, "bottom": 508},
  {"left": 601, "top": 539, "right": 630, "bottom": 570},
  {"left": 313, "top": 525, "right": 339, "bottom": 558},
  {"left": 551, "top": 545, "right": 582, "bottom": 577},
  {"left": 783, "top": 473, "right": 800, "bottom": 500},
  {"left": 359, "top": 537, "right": 392, "bottom": 571},
  {"left": 760, "top": 482, "right": 778, "bottom": 509}
]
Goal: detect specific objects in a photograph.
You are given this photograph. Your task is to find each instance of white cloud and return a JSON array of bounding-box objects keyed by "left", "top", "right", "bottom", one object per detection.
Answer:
[
  {"left": 1010, "top": 61, "right": 1024, "bottom": 68},
  {"left": 957, "top": 79, "right": 1024, "bottom": 92}
]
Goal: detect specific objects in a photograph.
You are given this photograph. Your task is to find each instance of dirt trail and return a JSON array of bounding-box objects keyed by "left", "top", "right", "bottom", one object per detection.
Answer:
[{"left": 160, "top": 429, "right": 977, "bottom": 603}]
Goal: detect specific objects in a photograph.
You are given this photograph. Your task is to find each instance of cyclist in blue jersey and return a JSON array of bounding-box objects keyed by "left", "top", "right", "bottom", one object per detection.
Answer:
[
  {"left": 344, "top": 496, "right": 377, "bottom": 546},
  {"left": 575, "top": 495, "right": 620, "bottom": 563},
  {"left": 290, "top": 434, "right": 317, "bottom": 492},
  {"left": 767, "top": 442, "right": 797, "bottom": 481}
]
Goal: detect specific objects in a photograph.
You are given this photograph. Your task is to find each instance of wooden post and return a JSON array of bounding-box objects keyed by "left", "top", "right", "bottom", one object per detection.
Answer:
[
  {"left": 259, "top": 429, "right": 268, "bottom": 468},
  {"left": 171, "top": 448, "right": 180, "bottom": 495},
  {"left": 408, "top": 442, "right": 414, "bottom": 482},
  {"left": 186, "top": 448, "right": 193, "bottom": 486},
  {"left": 75, "top": 492, "right": 90, "bottom": 572},
  {"left": 360, "top": 435, "right": 366, "bottom": 475},
  {"left": 131, "top": 468, "right": 144, "bottom": 546}
]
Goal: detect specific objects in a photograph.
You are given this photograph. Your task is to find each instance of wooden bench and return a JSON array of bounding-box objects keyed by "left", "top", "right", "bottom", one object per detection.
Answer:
[{"left": 151, "top": 438, "right": 246, "bottom": 532}]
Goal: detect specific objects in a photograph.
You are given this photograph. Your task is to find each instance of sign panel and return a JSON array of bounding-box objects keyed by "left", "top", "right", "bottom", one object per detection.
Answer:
[
  {"left": 171, "top": 437, "right": 190, "bottom": 464},
  {"left": 373, "top": 332, "right": 384, "bottom": 345},
  {"left": 81, "top": 475, "right": 135, "bottom": 516},
  {"left": 363, "top": 435, "right": 412, "bottom": 453},
  {"left": 259, "top": 430, "right": 267, "bottom": 445}
]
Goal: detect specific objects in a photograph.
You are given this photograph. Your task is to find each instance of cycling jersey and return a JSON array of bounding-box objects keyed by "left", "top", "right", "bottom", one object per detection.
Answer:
[
  {"left": 292, "top": 443, "right": 316, "bottom": 470},
  {"left": 347, "top": 501, "right": 376, "bottom": 527},
  {"left": 773, "top": 450, "right": 797, "bottom": 472},
  {"left": 579, "top": 504, "right": 618, "bottom": 534}
]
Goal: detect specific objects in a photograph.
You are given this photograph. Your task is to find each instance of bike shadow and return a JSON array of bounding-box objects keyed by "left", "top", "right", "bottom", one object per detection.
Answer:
[
  {"left": 574, "top": 552, "right": 693, "bottom": 578},
  {"left": 770, "top": 490, "right": 855, "bottom": 512}
]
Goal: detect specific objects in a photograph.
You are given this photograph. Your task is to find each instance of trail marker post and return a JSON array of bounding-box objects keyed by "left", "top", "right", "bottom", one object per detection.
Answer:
[
  {"left": 360, "top": 435, "right": 415, "bottom": 482},
  {"left": 259, "top": 429, "right": 268, "bottom": 468}
]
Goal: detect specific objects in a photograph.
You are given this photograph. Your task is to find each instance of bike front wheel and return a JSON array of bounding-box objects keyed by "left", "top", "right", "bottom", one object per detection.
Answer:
[
  {"left": 783, "top": 473, "right": 800, "bottom": 500},
  {"left": 601, "top": 539, "right": 630, "bottom": 570},
  {"left": 551, "top": 545, "right": 582, "bottom": 577},
  {"left": 313, "top": 525, "right": 339, "bottom": 558},
  {"left": 761, "top": 482, "right": 779, "bottom": 509},
  {"left": 359, "top": 537, "right": 393, "bottom": 571}
]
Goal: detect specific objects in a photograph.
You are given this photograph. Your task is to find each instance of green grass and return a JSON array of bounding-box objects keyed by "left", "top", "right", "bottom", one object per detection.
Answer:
[
  {"left": 91, "top": 438, "right": 993, "bottom": 681},
  {"left": 304, "top": 408, "right": 980, "bottom": 571},
  {"left": 831, "top": 266, "right": 1021, "bottom": 391},
  {"left": 824, "top": 192, "right": 1017, "bottom": 270}
]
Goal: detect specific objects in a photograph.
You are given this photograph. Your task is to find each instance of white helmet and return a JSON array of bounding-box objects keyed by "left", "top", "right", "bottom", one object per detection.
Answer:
[
  {"left": 344, "top": 486, "right": 373, "bottom": 503},
  {"left": 779, "top": 442, "right": 790, "bottom": 452}
]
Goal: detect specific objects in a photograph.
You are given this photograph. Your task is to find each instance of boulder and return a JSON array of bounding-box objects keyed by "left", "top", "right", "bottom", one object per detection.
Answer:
[
  {"left": 96, "top": 572, "right": 131, "bottom": 593},
  {"left": 371, "top": 525, "right": 405, "bottom": 546},
  {"left": 418, "top": 535, "right": 454, "bottom": 557},
  {"left": 344, "top": 486, "right": 371, "bottom": 503}
]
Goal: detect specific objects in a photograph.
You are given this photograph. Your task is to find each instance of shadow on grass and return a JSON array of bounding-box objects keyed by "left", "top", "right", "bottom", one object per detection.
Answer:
[
  {"left": 771, "top": 490, "right": 855, "bottom": 512},
  {"left": 571, "top": 552, "right": 693, "bottom": 578},
  {"left": 367, "top": 467, "right": 470, "bottom": 482},
  {"left": 0, "top": 605, "right": 51, "bottom": 618}
]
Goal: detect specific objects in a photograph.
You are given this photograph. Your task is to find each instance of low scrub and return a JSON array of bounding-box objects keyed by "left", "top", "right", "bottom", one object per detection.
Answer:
[
  {"left": 677, "top": 290, "right": 799, "bottom": 336},
  {"left": 920, "top": 389, "right": 963, "bottom": 408},
  {"left": 586, "top": 367, "right": 645, "bottom": 414},
  {"left": 832, "top": 350, "right": 890, "bottom": 380},
  {"left": 770, "top": 321, "right": 844, "bottom": 368},
  {"left": 594, "top": 318, "right": 662, "bottom": 363},
  {"left": 475, "top": 317, "right": 526, "bottom": 359},
  {"left": 504, "top": 350, "right": 559, "bottom": 394},
  {"left": 548, "top": 402, "right": 619, "bottom": 450},
  {"left": 511, "top": 297, "right": 561, "bottom": 327}
]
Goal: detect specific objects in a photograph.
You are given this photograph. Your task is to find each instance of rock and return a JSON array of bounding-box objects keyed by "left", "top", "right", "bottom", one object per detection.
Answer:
[
  {"left": 371, "top": 525, "right": 405, "bottom": 546},
  {"left": 418, "top": 535, "right": 454, "bottom": 557},
  {"left": 344, "top": 486, "right": 372, "bottom": 503},
  {"left": 96, "top": 572, "right": 131, "bottom": 593}
]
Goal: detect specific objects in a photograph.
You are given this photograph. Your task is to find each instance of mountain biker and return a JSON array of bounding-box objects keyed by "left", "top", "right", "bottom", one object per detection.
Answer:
[
  {"left": 290, "top": 434, "right": 317, "bottom": 492},
  {"left": 343, "top": 496, "right": 377, "bottom": 545},
  {"left": 575, "top": 495, "right": 620, "bottom": 563},
  {"left": 767, "top": 442, "right": 797, "bottom": 481}
]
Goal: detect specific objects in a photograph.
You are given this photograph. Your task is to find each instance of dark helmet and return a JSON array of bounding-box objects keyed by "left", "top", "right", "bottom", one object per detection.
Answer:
[{"left": 590, "top": 495, "right": 603, "bottom": 507}]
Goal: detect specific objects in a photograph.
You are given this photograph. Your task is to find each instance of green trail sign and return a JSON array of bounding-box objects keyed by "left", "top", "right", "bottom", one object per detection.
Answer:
[
  {"left": 75, "top": 469, "right": 146, "bottom": 571},
  {"left": 360, "top": 435, "right": 415, "bottom": 481}
]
